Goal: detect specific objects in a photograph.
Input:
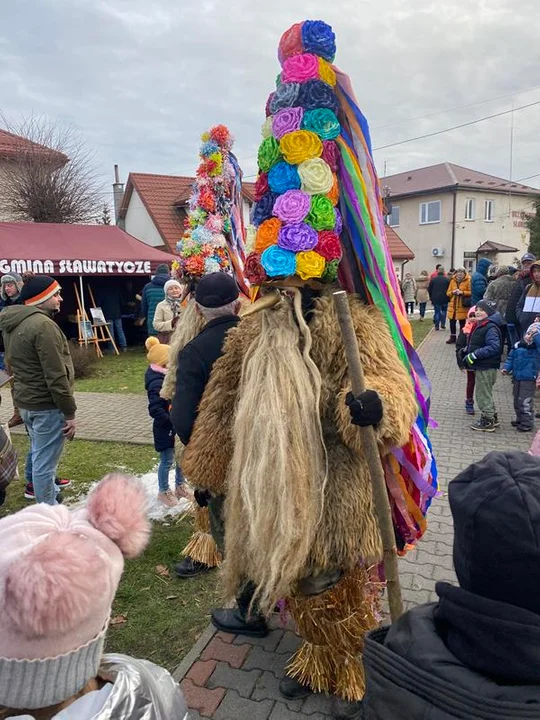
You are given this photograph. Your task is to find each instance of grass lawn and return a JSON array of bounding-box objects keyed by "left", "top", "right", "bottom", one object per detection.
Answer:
[
  {"left": 410, "top": 317, "right": 433, "bottom": 347},
  {"left": 74, "top": 347, "right": 147, "bottom": 394},
  {"left": 2, "top": 435, "right": 219, "bottom": 672}
]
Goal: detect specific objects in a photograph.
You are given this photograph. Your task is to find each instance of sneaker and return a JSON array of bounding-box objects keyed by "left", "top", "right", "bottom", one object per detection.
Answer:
[
  {"left": 175, "top": 484, "right": 193, "bottom": 501},
  {"left": 511, "top": 420, "right": 520, "bottom": 427},
  {"left": 471, "top": 417, "right": 496, "bottom": 433},
  {"left": 24, "top": 482, "right": 35, "bottom": 500},
  {"left": 465, "top": 400, "right": 475, "bottom": 415},
  {"left": 55, "top": 477, "right": 72, "bottom": 489},
  {"left": 493, "top": 413, "right": 500, "bottom": 428},
  {"left": 8, "top": 414, "right": 23, "bottom": 428},
  {"left": 157, "top": 490, "right": 178, "bottom": 508},
  {"left": 517, "top": 425, "right": 533, "bottom": 433},
  {"left": 441, "top": 325, "right": 447, "bottom": 330}
]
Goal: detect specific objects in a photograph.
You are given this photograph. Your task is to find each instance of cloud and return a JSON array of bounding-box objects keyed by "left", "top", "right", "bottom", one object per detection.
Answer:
[{"left": 1, "top": 0, "right": 539, "bottom": 205}]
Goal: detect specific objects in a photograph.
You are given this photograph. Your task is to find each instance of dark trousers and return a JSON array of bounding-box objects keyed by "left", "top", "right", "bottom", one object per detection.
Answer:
[
  {"left": 466, "top": 371, "right": 476, "bottom": 402},
  {"left": 513, "top": 380, "right": 536, "bottom": 429},
  {"left": 208, "top": 495, "right": 226, "bottom": 556},
  {"left": 449, "top": 318, "right": 466, "bottom": 336},
  {"left": 418, "top": 302, "right": 427, "bottom": 318},
  {"left": 433, "top": 304, "right": 448, "bottom": 329},
  {"left": 405, "top": 301, "right": 415, "bottom": 315}
]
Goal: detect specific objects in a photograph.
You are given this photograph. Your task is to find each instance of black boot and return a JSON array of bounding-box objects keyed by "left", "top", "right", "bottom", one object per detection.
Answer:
[
  {"left": 211, "top": 581, "right": 269, "bottom": 638},
  {"left": 174, "top": 556, "right": 213, "bottom": 578},
  {"left": 278, "top": 674, "right": 313, "bottom": 700},
  {"left": 331, "top": 696, "right": 364, "bottom": 719}
]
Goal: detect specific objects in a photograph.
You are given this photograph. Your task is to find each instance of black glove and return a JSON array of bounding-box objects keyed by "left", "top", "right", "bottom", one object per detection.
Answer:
[
  {"left": 194, "top": 488, "right": 211, "bottom": 508},
  {"left": 346, "top": 390, "right": 383, "bottom": 427}
]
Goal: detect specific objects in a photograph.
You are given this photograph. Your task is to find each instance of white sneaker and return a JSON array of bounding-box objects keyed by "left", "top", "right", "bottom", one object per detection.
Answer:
[
  {"left": 175, "top": 485, "right": 193, "bottom": 501},
  {"left": 157, "top": 490, "right": 178, "bottom": 508}
]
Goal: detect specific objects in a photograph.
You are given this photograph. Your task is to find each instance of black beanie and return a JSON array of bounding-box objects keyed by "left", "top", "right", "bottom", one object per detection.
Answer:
[
  {"left": 449, "top": 451, "right": 540, "bottom": 614},
  {"left": 475, "top": 299, "right": 497, "bottom": 316},
  {"left": 19, "top": 276, "right": 61, "bottom": 306},
  {"left": 155, "top": 264, "right": 169, "bottom": 276},
  {"left": 195, "top": 272, "right": 239, "bottom": 309}
]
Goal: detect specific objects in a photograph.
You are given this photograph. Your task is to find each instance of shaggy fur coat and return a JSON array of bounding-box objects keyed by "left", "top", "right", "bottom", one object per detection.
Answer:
[{"left": 182, "top": 293, "right": 417, "bottom": 573}]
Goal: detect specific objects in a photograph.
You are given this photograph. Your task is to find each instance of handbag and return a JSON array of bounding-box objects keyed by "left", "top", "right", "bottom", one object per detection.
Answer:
[
  {"left": 0, "top": 423, "right": 18, "bottom": 489},
  {"left": 462, "top": 296, "right": 472, "bottom": 308}
]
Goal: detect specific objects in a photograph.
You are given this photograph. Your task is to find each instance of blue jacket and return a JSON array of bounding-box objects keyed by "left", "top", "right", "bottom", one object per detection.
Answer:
[
  {"left": 471, "top": 258, "right": 493, "bottom": 305},
  {"left": 141, "top": 274, "right": 169, "bottom": 336},
  {"left": 503, "top": 335, "right": 540, "bottom": 381},
  {"left": 145, "top": 366, "right": 175, "bottom": 452}
]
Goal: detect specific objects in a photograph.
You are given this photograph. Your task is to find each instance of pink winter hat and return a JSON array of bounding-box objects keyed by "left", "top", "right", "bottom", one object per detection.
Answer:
[{"left": 0, "top": 473, "right": 150, "bottom": 710}]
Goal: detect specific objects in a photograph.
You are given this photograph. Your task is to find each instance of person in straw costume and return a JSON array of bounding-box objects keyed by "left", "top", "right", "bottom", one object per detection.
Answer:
[{"left": 180, "top": 20, "right": 437, "bottom": 720}]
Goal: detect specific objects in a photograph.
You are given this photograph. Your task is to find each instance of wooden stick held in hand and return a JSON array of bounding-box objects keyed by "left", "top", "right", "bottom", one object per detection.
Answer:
[{"left": 332, "top": 290, "right": 404, "bottom": 622}]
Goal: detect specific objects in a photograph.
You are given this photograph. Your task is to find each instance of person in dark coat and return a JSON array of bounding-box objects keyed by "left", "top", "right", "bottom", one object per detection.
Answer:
[
  {"left": 0, "top": 273, "right": 24, "bottom": 426},
  {"left": 94, "top": 282, "right": 127, "bottom": 351},
  {"left": 471, "top": 257, "right": 493, "bottom": 304},
  {"left": 362, "top": 449, "right": 540, "bottom": 720},
  {"left": 140, "top": 264, "right": 170, "bottom": 336},
  {"left": 144, "top": 336, "right": 188, "bottom": 508},
  {"left": 516, "top": 261, "right": 540, "bottom": 335},
  {"left": 171, "top": 273, "right": 242, "bottom": 580},
  {"left": 428, "top": 267, "right": 450, "bottom": 331},
  {"left": 506, "top": 253, "right": 536, "bottom": 342}
]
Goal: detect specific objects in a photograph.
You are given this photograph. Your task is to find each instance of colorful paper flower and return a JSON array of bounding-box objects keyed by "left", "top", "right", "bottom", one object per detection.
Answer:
[
  {"left": 245, "top": 252, "right": 267, "bottom": 284},
  {"left": 279, "top": 130, "right": 323, "bottom": 165},
  {"left": 204, "top": 257, "right": 223, "bottom": 274},
  {"left": 258, "top": 136, "right": 283, "bottom": 172},
  {"left": 278, "top": 222, "right": 318, "bottom": 252},
  {"left": 273, "top": 107, "right": 304, "bottom": 141},
  {"left": 266, "top": 93, "right": 275, "bottom": 117},
  {"left": 191, "top": 226, "right": 214, "bottom": 244},
  {"left": 282, "top": 53, "right": 320, "bottom": 83},
  {"left": 326, "top": 174, "right": 339, "bottom": 206},
  {"left": 185, "top": 255, "right": 206, "bottom": 275},
  {"left": 261, "top": 245, "right": 297, "bottom": 278},
  {"left": 268, "top": 161, "right": 301, "bottom": 194},
  {"left": 321, "top": 140, "right": 339, "bottom": 171},
  {"left": 205, "top": 214, "right": 224, "bottom": 232},
  {"left": 318, "top": 58, "right": 337, "bottom": 87},
  {"left": 322, "top": 258, "right": 340, "bottom": 282},
  {"left": 298, "top": 80, "right": 339, "bottom": 113},
  {"left": 296, "top": 250, "right": 326, "bottom": 280},
  {"left": 255, "top": 217, "right": 282, "bottom": 252},
  {"left": 252, "top": 192, "right": 279, "bottom": 226},
  {"left": 306, "top": 195, "right": 336, "bottom": 231},
  {"left": 261, "top": 116, "right": 274, "bottom": 139},
  {"left": 209, "top": 124, "right": 233, "bottom": 148},
  {"left": 273, "top": 189, "right": 311, "bottom": 224},
  {"left": 334, "top": 207, "right": 343, "bottom": 234},
  {"left": 315, "top": 230, "right": 342, "bottom": 261},
  {"left": 301, "top": 20, "right": 336, "bottom": 62},
  {"left": 298, "top": 158, "right": 334, "bottom": 195},
  {"left": 255, "top": 172, "right": 270, "bottom": 201},
  {"left": 200, "top": 140, "right": 220, "bottom": 157},
  {"left": 302, "top": 108, "right": 340, "bottom": 140},
  {"left": 198, "top": 186, "right": 216, "bottom": 212},
  {"left": 269, "top": 82, "right": 301, "bottom": 114},
  {"left": 278, "top": 22, "right": 303, "bottom": 63}
]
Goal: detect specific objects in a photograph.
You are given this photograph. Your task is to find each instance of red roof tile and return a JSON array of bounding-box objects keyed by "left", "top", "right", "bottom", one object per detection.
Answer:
[
  {"left": 0, "top": 128, "right": 67, "bottom": 164},
  {"left": 385, "top": 225, "right": 414, "bottom": 260},
  {"left": 383, "top": 162, "right": 540, "bottom": 198}
]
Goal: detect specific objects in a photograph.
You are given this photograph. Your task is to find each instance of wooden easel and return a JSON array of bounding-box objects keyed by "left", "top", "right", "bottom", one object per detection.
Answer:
[
  {"left": 73, "top": 281, "right": 119, "bottom": 357},
  {"left": 87, "top": 284, "right": 119, "bottom": 356}
]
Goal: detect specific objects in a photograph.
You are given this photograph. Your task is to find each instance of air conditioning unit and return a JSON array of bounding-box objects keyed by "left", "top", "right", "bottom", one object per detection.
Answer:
[{"left": 432, "top": 247, "right": 445, "bottom": 257}]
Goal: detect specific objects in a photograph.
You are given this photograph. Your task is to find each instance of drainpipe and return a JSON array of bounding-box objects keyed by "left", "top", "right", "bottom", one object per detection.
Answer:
[{"left": 450, "top": 186, "right": 458, "bottom": 269}]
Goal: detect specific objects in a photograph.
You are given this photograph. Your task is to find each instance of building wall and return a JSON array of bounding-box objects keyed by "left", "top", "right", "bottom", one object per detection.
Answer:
[{"left": 123, "top": 188, "right": 164, "bottom": 248}]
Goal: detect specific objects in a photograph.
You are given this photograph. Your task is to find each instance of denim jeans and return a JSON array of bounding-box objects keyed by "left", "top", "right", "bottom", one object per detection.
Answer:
[
  {"left": 108, "top": 319, "right": 127, "bottom": 349},
  {"left": 21, "top": 409, "right": 65, "bottom": 505},
  {"left": 157, "top": 447, "right": 185, "bottom": 492},
  {"left": 418, "top": 302, "right": 427, "bottom": 318},
  {"left": 433, "top": 304, "right": 448, "bottom": 329},
  {"left": 507, "top": 323, "right": 519, "bottom": 348}
]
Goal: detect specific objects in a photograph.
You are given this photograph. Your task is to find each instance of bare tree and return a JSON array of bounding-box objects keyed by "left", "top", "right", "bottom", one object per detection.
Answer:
[
  {"left": 0, "top": 115, "right": 104, "bottom": 224},
  {"left": 100, "top": 203, "right": 112, "bottom": 225}
]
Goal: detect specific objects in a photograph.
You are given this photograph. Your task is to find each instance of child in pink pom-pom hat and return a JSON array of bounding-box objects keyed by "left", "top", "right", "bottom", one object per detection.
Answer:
[{"left": 0, "top": 474, "right": 188, "bottom": 719}]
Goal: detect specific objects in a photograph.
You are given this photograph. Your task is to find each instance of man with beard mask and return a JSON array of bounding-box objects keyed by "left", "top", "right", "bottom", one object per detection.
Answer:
[{"left": 0, "top": 276, "right": 76, "bottom": 505}]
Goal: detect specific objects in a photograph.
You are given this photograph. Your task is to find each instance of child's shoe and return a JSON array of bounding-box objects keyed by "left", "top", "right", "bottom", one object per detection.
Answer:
[
  {"left": 465, "top": 399, "right": 475, "bottom": 415},
  {"left": 158, "top": 490, "right": 178, "bottom": 508}
]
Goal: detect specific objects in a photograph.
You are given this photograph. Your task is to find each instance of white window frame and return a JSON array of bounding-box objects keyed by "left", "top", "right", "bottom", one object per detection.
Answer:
[
  {"left": 388, "top": 205, "right": 400, "bottom": 227},
  {"left": 465, "top": 198, "right": 475, "bottom": 221},
  {"left": 484, "top": 199, "right": 494, "bottom": 222},
  {"left": 419, "top": 200, "right": 441, "bottom": 225}
]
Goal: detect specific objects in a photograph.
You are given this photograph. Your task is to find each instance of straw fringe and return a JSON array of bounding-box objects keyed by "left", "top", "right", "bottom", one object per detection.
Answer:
[{"left": 181, "top": 506, "right": 222, "bottom": 568}]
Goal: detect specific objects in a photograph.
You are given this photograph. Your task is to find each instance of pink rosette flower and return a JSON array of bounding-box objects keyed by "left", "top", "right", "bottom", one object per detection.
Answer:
[
  {"left": 273, "top": 189, "right": 311, "bottom": 224},
  {"left": 321, "top": 140, "right": 339, "bottom": 172},
  {"left": 282, "top": 53, "right": 320, "bottom": 83},
  {"left": 273, "top": 107, "right": 304, "bottom": 141},
  {"left": 278, "top": 222, "right": 318, "bottom": 252}
]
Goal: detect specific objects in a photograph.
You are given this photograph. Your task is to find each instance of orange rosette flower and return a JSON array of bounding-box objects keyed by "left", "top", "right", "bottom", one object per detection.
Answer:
[
  {"left": 318, "top": 58, "right": 337, "bottom": 87},
  {"left": 279, "top": 130, "right": 323, "bottom": 166},
  {"left": 255, "top": 217, "right": 282, "bottom": 253},
  {"left": 326, "top": 174, "right": 339, "bottom": 206},
  {"left": 296, "top": 250, "right": 326, "bottom": 280}
]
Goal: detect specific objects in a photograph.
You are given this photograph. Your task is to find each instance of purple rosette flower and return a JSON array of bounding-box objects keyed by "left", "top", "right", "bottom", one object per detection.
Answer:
[
  {"left": 278, "top": 222, "right": 318, "bottom": 252},
  {"left": 261, "top": 245, "right": 297, "bottom": 278},
  {"left": 298, "top": 80, "right": 339, "bottom": 113},
  {"left": 268, "top": 161, "right": 301, "bottom": 194},
  {"left": 273, "top": 189, "right": 311, "bottom": 224},
  {"left": 321, "top": 140, "right": 338, "bottom": 171},
  {"left": 252, "top": 192, "right": 279, "bottom": 227},
  {"left": 334, "top": 207, "right": 343, "bottom": 235},
  {"left": 273, "top": 107, "right": 304, "bottom": 141},
  {"left": 301, "top": 20, "right": 336, "bottom": 62},
  {"left": 269, "top": 82, "right": 301, "bottom": 114}
]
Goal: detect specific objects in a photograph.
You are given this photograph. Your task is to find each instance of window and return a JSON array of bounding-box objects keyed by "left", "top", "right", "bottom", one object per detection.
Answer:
[
  {"left": 484, "top": 200, "right": 494, "bottom": 222},
  {"left": 463, "top": 258, "right": 474, "bottom": 274},
  {"left": 465, "top": 198, "right": 475, "bottom": 221},
  {"left": 420, "top": 200, "right": 441, "bottom": 224},
  {"left": 387, "top": 205, "right": 400, "bottom": 227}
]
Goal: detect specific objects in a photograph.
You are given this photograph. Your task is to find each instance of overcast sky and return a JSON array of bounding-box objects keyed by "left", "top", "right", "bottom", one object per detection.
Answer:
[{"left": 2, "top": 0, "right": 539, "bottom": 205}]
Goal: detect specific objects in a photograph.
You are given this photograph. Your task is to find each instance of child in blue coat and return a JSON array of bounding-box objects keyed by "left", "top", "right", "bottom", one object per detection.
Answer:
[
  {"left": 502, "top": 317, "right": 540, "bottom": 432},
  {"left": 145, "top": 337, "right": 189, "bottom": 506}
]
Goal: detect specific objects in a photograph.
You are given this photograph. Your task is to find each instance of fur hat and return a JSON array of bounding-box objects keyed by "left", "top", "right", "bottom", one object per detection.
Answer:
[
  {"left": 0, "top": 272, "right": 23, "bottom": 300},
  {"left": 146, "top": 336, "right": 169, "bottom": 367},
  {"left": 0, "top": 474, "right": 150, "bottom": 709},
  {"left": 19, "top": 275, "right": 61, "bottom": 306}
]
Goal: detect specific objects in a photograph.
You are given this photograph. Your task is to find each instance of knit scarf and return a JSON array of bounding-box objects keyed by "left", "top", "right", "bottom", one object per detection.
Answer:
[{"left": 166, "top": 296, "right": 182, "bottom": 316}]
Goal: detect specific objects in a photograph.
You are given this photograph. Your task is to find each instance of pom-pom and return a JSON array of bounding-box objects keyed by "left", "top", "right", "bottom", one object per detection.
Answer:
[
  {"left": 200, "top": 140, "right": 220, "bottom": 158},
  {"left": 261, "top": 245, "right": 297, "bottom": 278},
  {"left": 145, "top": 336, "right": 160, "bottom": 352},
  {"left": 279, "top": 129, "right": 323, "bottom": 165},
  {"left": 278, "top": 222, "right": 318, "bottom": 252},
  {"left": 268, "top": 161, "right": 301, "bottom": 194},
  {"left": 87, "top": 473, "right": 150, "bottom": 559},
  {"left": 296, "top": 250, "right": 326, "bottom": 280},
  {"left": 301, "top": 20, "right": 336, "bottom": 62}
]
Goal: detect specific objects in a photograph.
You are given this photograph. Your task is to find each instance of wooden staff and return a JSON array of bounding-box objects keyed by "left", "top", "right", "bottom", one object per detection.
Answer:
[{"left": 332, "top": 290, "right": 404, "bottom": 621}]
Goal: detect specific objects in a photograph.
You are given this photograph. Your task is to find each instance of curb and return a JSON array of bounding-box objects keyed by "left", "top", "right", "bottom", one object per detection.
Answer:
[
  {"left": 416, "top": 326, "right": 434, "bottom": 354},
  {"left": 172, "top": 623, "right": 217, "bottom": 682}
]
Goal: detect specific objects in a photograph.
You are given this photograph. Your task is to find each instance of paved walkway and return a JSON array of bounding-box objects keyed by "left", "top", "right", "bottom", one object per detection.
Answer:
[
  {"left": 1, "top": 391, "right": 152, "bottom": 444},
  {"left": 175, "top": 328, "right": 536, "bottom": 720}
]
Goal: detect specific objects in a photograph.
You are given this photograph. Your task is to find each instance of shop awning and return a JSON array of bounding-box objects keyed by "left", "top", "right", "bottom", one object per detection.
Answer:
[{"left": 0, "top": 222, "right": 177, "bottom": 276}]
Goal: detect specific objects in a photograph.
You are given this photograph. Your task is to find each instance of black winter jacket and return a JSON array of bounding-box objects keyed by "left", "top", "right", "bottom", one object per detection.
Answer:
[
  {"left": 506, "top": 272, "right": 531, "bottom": 328},
  {"left": 465, "top": 312, "right": 504, "bottom": 370},
  {"left": 145, "top": 366, "right": 174, "bottom": 452},
  {"left": 428, "top": 274, "right": 450, "bottom": 305},
  {"left": 171, "top": 315, "right": 240, "bottom": 446},
  {"left": 0, "top": 295, "right": 20, "bottom": 353}
]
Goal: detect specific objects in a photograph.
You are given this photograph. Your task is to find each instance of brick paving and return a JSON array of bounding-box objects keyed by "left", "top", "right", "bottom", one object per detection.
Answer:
[
  {"left": 175, "top": 327, "right": 536, "bottom": 719},
  {"left": 1, "top": 391, "right": 152, "bottom": 444}
]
